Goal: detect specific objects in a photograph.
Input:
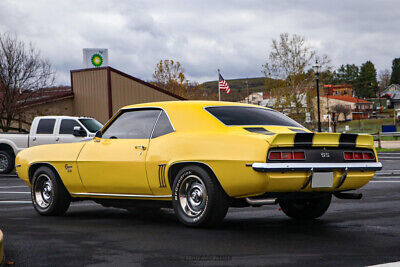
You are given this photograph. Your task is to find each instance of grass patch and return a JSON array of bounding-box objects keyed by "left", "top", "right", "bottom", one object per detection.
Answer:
[
  {"left": 375, "top": 147, "right": 400, "bottom": 152},
  {"left": 336, "top": 118, "right": 396, "bottom": 133}
]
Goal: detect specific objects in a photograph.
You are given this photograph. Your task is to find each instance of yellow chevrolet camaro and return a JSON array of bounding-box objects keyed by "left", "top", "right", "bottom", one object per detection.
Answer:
[{"left": 15, "top": 101, "right": 382, "bottom": 227}]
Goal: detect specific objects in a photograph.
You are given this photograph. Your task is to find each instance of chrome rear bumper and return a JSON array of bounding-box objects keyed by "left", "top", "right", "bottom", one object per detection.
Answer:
[{"left": 252, "top": 162, "right": 382, "bottom": 172}]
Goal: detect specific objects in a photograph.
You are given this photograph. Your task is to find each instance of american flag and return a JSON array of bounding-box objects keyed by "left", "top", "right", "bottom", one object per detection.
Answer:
[{"left": 219, "top": 74, "right": 231, "bottom": 94}]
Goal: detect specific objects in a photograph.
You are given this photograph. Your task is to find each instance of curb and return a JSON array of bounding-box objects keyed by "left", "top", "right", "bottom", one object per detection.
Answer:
[{"left": 0, "top": 230, "right": 3, "bottom": 267}]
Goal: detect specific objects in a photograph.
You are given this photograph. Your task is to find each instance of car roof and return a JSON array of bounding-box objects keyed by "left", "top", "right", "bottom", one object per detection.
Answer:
[
  {"left": 118, "top": 101, "right": 274, "bottom": 132},
  {"left": 121, "top": 100, "right": 272, "bottom": 110}
]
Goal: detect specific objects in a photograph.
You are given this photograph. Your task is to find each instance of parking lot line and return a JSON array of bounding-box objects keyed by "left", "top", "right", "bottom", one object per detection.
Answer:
[
  {"left": 0, "top": 186, "right": 28, "bottom": 189},
  {"left": 0, "top": 201, "right": 31, "bottom": 204},
  {"left": 0, "top": 192, "right": 30, "bottom": 194},
  {"left": 370, "top": 181, "right": 400, "bottom": 183}
]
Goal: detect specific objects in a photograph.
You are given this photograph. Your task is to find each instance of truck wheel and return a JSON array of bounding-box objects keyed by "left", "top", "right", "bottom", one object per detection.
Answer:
[
  {"left": 31, "top": 166, "right": 71, "bottom": 216},
  {"left": 279, "top": 194, "right": 332, "bottom": 220},
  {"left": 0, "top": 150, "right": 14, "bottom": 174},
  {"left": 172, "top": 165, "right": 229, "bottom": 227}
]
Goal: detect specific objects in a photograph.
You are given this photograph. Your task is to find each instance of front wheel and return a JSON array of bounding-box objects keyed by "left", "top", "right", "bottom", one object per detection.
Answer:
[
  {"left": 31, "top": 166, "right": 71, "bottom": 216},
  {"left": 279, "top": 194, "right": 332, "bottom": 220},
  {"left": 172, "top": 165, "right": 229, "bottom": 227}
]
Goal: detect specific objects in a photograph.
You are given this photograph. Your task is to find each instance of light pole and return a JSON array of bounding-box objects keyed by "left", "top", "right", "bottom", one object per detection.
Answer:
[{"left": 313, "top": 60, "right": 322, "bottom": 132}]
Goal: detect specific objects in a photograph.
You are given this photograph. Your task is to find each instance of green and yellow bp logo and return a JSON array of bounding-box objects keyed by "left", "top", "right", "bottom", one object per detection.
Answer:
[{"left": 91, "top": 53, "right": 103, "bottom": 67}]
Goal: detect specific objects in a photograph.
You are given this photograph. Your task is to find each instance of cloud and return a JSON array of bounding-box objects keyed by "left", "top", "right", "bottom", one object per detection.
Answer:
[{"left": 0, "top": 0, "right": 398, "bottom": 85}]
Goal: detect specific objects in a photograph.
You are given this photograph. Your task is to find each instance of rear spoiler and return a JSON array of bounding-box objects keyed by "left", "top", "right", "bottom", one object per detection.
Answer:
[{"left": 266, "top": 132, "right": 374, "bottom": 148}]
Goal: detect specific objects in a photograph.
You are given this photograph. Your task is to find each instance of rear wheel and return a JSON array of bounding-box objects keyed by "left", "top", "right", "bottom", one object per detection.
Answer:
[
  {"left": 0, "top": 150, "right": 14, "bottom": 174},
  {"left": 31, "top": 166, "right": 71, "bottom": 216},
  {"left": 172, "top": 165, "right": 229, "bottom": 227},
  {"left": 279, "top": 194, "right": 332, "bottom": 220}
]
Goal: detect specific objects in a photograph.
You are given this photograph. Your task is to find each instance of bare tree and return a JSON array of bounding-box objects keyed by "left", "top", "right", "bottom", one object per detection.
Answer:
[
  {"left": 153, "top": 59, "right": 186, "bottom": 96},
  {"left": 378, "top": 69, "right": 391, "bottom": 93},
  {"left": 331, "top": 104, "right": 351, "bottom": 121},
  {"left": 0, "top": 33, "right": 55, "bottom": 132},
  {"left": 262, "top": 33, "right": 331, "bottom": 122}
]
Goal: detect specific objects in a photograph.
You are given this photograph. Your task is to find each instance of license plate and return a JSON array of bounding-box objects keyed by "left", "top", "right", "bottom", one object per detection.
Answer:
[{"left": 311, "top": 172, "right": 334, "bottom": 188}]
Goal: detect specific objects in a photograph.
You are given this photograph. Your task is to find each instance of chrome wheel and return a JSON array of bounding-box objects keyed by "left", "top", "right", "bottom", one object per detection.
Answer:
[
  {"left": 178, "top": 174, "right": 207, "bottom": 217},
  {"left": 0, "top": 154, "right": 8, "bottom": 173},
  {"left": 34, "top": 174, "right": 53, "bottom": 209}
]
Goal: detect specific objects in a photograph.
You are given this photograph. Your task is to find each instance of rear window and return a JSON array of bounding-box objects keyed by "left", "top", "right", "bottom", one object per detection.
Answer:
[
  {"left": 36, "top": 119, "right": 56, "bottom": 134},
  {"left": 205, "top": 106, "right": 304, "bottom": 127}
]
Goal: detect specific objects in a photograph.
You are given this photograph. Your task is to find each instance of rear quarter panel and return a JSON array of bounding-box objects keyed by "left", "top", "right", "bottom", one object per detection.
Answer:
[
  {"left": 146, "top": 131, "right": 270, "bottom": 197},
  {"left": 16, "top": 142, "right": 86, "bottom": 193}
]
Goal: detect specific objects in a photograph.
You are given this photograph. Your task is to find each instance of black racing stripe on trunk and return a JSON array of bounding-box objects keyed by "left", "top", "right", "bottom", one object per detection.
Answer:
[
  {"left": 339, "top": 133, "right": 358, "bottom": 148},
  {"left": 244, "top": 127, "right": 275, "bottom": 135},
  {"left": 294, "top": 133, "right": 314, "bottom": 147}
]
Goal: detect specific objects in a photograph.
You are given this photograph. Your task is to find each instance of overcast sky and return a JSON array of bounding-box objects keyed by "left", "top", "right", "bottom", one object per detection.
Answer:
[{"left": 0, "top": 0, "right": 398, "bottom": 85}]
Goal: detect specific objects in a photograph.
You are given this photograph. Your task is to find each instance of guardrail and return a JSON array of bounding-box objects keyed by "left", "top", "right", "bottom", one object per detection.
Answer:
[{"left": 371, "top": 132, "right": 400, "bottom": 148}]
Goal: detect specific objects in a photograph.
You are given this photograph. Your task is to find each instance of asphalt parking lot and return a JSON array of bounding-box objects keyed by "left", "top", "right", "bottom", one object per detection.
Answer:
[{"left": 1, "top": 154, "right": 400, "bottom": 266}]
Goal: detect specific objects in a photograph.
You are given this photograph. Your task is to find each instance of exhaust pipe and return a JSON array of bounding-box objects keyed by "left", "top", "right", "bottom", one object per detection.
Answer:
[{"left": 245, "top": 197, "right": 277, "bottom": 206}]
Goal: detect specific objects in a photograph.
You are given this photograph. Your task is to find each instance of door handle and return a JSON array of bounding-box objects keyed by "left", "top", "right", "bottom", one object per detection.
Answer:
[
  {"left": 55, "top": 137, "right": 59, "bottom": 141},
  {"left": 32, "top": 137, "right": 36, "bottom": 141},
  {"left": 135, "top": 145, "right": 146, "bottom": 150}
]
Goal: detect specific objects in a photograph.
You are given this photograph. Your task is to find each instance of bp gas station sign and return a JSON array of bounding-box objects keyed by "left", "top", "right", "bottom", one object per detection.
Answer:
[{"left": 83, "top": 48, "right": 108, "bottom": 68}]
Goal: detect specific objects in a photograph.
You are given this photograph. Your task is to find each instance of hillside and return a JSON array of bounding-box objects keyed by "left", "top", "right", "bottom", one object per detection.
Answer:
[{"left": 188, "top": 77, "right": 268, "bottom": 101}]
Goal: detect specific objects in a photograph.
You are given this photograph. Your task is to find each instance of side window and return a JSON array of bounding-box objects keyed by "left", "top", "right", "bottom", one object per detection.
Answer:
[
  {"left": 152, "top": 111, "right": 174, "bottom": 138},
  {"left": 59, "top": 119, "right": 81, "bottom": 135},
  {"left": 36, "top": 119, "right": 56, "bottom": 134},
  {"left": 102, "top": 109, "right": 161, "bottom": 139}
]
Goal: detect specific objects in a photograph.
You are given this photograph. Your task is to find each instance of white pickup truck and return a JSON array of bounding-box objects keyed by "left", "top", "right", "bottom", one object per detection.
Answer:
[{"left": 0, "top": 116, "right": 103, "bottom": 174}]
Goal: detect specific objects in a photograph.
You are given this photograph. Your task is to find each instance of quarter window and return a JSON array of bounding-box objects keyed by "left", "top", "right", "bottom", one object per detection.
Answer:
[
  {"left": 102, "top": 109, "right": 161, "bottom": 139},
  {"left": 152, "top": 111, "right": 174, "bottom": 138},
  {"left": 36, "top": 119, "right": 56, "bottom": 134},
  {"left": 59, "top": 119, "right": 81, "bottom": 135}
]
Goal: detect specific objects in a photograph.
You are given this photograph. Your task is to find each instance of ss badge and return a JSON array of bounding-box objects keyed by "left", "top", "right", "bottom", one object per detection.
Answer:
[{"left": 321, "top": 152, "right": 330, "bottom": 158}]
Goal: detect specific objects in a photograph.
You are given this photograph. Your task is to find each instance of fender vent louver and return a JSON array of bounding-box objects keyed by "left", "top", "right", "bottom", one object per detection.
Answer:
[{"left": 158, "top": 164, "right": 167, "bottom": 188}]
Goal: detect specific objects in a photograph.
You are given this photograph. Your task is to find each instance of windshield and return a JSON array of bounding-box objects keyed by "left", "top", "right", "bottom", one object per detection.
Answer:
[
  {"left": 79, "top": 118, "right": 103, "bottom": 133},
  {"left": 205, "top": 106, "right": 304, "bottom": 128}
]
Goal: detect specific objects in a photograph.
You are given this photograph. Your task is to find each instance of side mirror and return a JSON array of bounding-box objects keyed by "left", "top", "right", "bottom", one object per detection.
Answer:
[
  {"left": 73, "top": 126, "right": 87, "bottom": 137},
  {"left": 95, "top": 130, "right": 102, "bottom": 138}
]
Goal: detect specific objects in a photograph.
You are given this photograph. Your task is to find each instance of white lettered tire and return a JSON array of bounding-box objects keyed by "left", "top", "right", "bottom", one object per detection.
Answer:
[{"left": 172, "top": 165, "right": 229, "bottom": 227}]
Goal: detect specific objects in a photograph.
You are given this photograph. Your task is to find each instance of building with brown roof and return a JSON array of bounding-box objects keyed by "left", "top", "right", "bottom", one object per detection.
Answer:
[{"left": 11, "top": 66, "right": 185, "bottom": 131}]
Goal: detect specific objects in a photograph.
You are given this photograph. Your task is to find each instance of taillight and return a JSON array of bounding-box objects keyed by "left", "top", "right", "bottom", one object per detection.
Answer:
[
  {"left": 269, "top": 152, "right": 282, "bottom": 160},
  {"left": 293, "top": 152, "right": 305, "bottom": 160},
  {"left": 281, "top": 152, "right": 293, "bottom": 160},
  {"left": 344, "top": 152, "right": 353, "bottom": 160},
  {"left": 268, "top": 151, "right": 305, "bottom": 160},
  {"left": 343, "top": 151, "right": 375, "bottom": 161},
  {"left": 354, "top": 152, "right": 363, "bottom": 160},
  {"left": 363, "top": 152, "right": 374, "bottom": 160}
]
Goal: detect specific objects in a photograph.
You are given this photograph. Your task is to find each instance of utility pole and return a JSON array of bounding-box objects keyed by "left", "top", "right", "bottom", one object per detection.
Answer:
[{"left": 244, "top": 79, "right": 249, "bottom": 103}]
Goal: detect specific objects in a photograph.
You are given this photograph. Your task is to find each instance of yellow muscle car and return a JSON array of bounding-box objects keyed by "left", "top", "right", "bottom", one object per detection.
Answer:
[{"left": 15, "top": 101, "right": 382, "bottom": 227}]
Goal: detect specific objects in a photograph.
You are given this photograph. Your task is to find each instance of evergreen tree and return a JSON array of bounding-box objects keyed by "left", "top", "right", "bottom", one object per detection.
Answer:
[
  {"left": 332, "top": 64, "right": 359, "bottom": 85},
  {"left": 356, "top": 61, "right": 378, "bottom": 98},
  {"left": 390, "top": 58, "right": 400, "bottom": 85}
]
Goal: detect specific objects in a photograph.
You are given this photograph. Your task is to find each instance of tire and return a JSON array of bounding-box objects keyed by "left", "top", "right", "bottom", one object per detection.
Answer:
[
  {"left": 172, "top": 165, "right": 229, "bottom": 227},
  {"left": 279, "top": 193, "right": 332, "bottom": 220},
  {"left": 0, "top": 150, "right": 14, "bottom": 174},
  {"left": 31, "top": 166, "right": 71, "bottom": 216}
]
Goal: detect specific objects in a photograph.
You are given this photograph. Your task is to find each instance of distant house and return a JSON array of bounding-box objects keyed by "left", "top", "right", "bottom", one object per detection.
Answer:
[
  {"left": 381, "top": 84, "right": 400, "bottom": 109},
  {"left": 323, "top": 84, "right": 353, "bottom": 97}
]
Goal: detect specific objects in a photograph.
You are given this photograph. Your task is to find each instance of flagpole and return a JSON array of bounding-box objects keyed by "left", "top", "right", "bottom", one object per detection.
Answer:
[{"left": 218, "top": 69, "right": 221, "bottom": 101}]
